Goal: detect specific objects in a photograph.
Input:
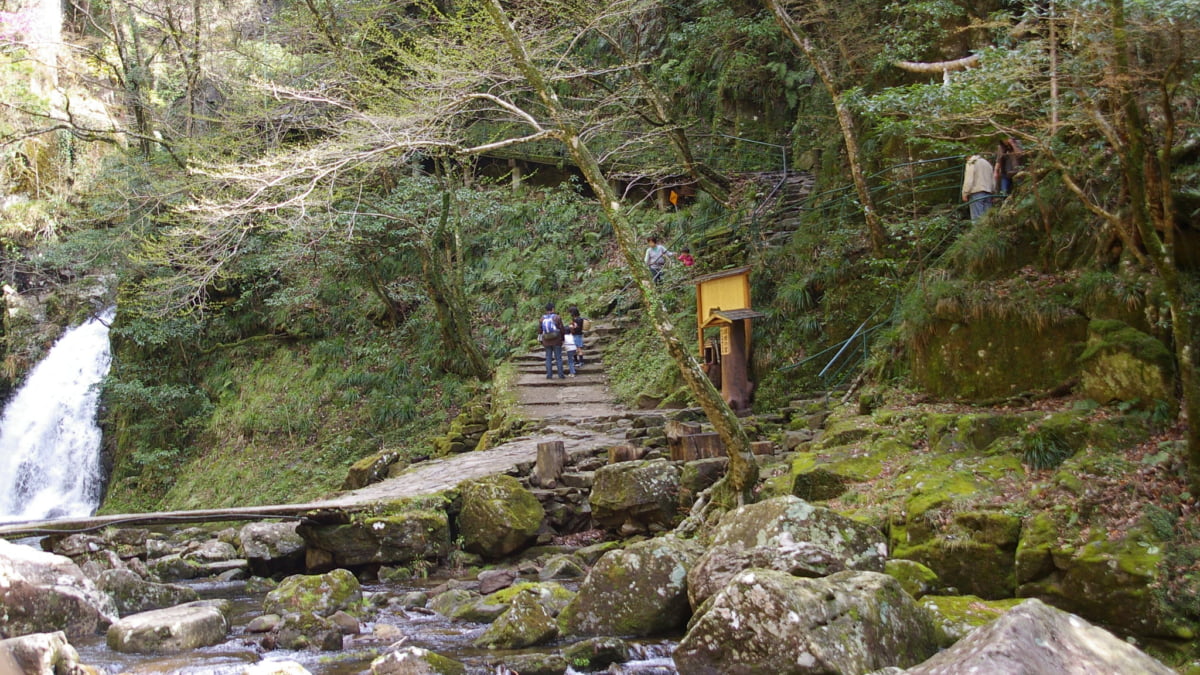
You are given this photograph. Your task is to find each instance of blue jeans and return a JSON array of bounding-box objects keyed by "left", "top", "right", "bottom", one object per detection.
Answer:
[
  {"left": 544, "top": 344, "right": 564, "bottom": 378},
  {"left": 967, "top": 192, "right": 992, "bottom": 221}
]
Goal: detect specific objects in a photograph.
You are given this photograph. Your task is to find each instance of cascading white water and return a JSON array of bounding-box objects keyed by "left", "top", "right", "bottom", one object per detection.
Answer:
[{"left": 0, "top": 307, "right": 115, "bottom": 523}]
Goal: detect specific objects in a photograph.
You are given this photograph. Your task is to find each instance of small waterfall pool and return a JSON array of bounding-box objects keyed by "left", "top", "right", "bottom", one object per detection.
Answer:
[{"left": 0, "top": 307, "right": 114, "bottom": 523}]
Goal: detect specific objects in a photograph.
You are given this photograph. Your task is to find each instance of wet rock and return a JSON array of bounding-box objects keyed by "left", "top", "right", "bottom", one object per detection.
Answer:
[
  {"left": 538, "top": 555, "right": 586, "bottom": 581},
  {"left": 263, "top": 569, "right": 363, "bottom": 618},
  {"left": 147, "top": 553, "right": 204, "bottom": 582},
  {"left": 244, "top": 660, "right": 313, "bottom": 675},
  {"left": 458, "top": 475, "right": 545, "bottom": 560},
  {"left": 106, "top": 600, "right": 230, "bottom": 654},
  {"left": 561, "top": 636, "right": 631, "bottom": 671},
  {"left": 475, "top": 588, "right": 559, "bottom": 649},
  {"left": 687, "top": 495, "right": 887, "bottom": 607},
  {"left": 245, "top": 614, "right": 282, "bottom": 633},
  {"left": 904, "top": 599, "right": 1174, "bottom": 674},
  {"left": 428, "top": 588, "right": 479, "bottom": 620},
  {"left": 96, "top": 568, "right": 200, "bottom": 615},
  {"left": 561, "top": 535, "right": 701, "bottom": 637},
  {"left": 0, "top": 631, "right": 94, "bottom": 675},
  {"left": 674, "top": 570, "right": 938, "bottom": 674},
  {"left": 370, "top": 646, "right": 466, "bottom": 674},
  {"left": 487, "top": 652, "right": 568, "bottom": 675},
  {"left": 239, "top": 522, "right": 306, "bottom": 576},
  {"left": 184, "top": 539, "right": 238, "bottom": 564},
  {"left": 0, "top": 539, "right": 118, "bottom": 639},
  {"left": 477, "top": 569, "right": 516, "bottom": 595},
  {"left": 275, "top": 612, "right": 343, "bottom": 651}
]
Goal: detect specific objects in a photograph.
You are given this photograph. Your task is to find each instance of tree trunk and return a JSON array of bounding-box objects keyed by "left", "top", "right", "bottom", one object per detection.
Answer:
[
  {"left": 420, "top": 192, "right": 491, "bottom": 380},
  {"left": 765, "top": 0, "right": 888, "bottom": 256},
  {"left": 483, "top": 0, "right": 757, "bottom": 502}
]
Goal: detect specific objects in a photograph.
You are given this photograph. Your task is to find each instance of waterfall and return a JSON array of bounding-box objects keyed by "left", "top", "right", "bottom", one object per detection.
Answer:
[{"left": 0, "top": 307, "right": 115, "bottom": 523}]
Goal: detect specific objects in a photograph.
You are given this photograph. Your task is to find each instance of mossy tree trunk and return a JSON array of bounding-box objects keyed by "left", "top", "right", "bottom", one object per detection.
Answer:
[
  {"left": 482, "top": 0, "right": 757, "bottom": 501},
  {"left": 421, "top": 192, "right": 491, "bottom": 380}
]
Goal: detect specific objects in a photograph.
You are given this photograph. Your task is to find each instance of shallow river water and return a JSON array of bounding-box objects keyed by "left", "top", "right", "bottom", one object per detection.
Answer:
[{"left": 69, "top": 576, "right": 677, "bottom": 675}]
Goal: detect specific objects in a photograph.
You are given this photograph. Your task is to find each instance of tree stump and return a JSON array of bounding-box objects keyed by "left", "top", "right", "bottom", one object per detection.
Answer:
[
  {"left": 669, "top": 433, "right": 727, "bottom": 461},
  {"left": 666, "top": 421, "right": 703, "bottom": 460},
  {"left": 534, "top": 441, "right": 567, "bottom": 488}
]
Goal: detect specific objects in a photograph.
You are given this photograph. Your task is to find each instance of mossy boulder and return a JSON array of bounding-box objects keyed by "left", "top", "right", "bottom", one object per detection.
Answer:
[
  {"left": 275, "top": 611, "right": 344, "bottom": 651},
  {"left": 925, "top": 412, "right": 1033, "bottom": 453},
  {"left": 888, "top": 454, "right": 1024, "bottom": 599},
  {"left": 238, "top": 522, "right": 306, "bottom": 577},
  {"left": 674, "top": 570, "right": 939, "bottom": 674},
  {"left": 1016, "top": 518, "right": 1186, "bottom": 638},
  {"left": 299, "top": 508, "right": 450, "bottom": 568},
  {"left": 910, "top": 311, "right": 1088, "bottom": 400},
  {"left": 477, "top": 581, "right": 575, "bottom": 620},
  {"left": 1079, "top": 319, "right": 1175, "bottom": 412},
  {"left": 341, "top": 451, "right": 402, "bottom": 490},
  {"left": 263, "top": 569, "right": 363, "bottom": 618},
  {"left": 560, "top": 535, "right": 702, "bottom": 637},
  {"left": 589, "top": 459, "right": 681, "bottom": 534},
  {"left": 474, "top": 588, "right": 559, "bottom": 649},
  {"left": 561, "top": 636, "right": 631, "bottom": 672},
  {"left": 688, "top": 495, "right": 887, "bottom": 607},
  {"left": 787, "top": 440, "right": 895, "bottom": 502},
  {"left": 884, "top": 559, "right": 941, "bottom": 600},
  {"left": 428, "top": 588, "right": 480, "bottom": 621},
  {"left": 96, "top": 568, "right": 200, "bottom": 615},
  {"left": 458, "top": 475, "right": 545, "bottom": 560},
  {"left": 918, "top": 594, "right": 1025, "bottom": 645}
]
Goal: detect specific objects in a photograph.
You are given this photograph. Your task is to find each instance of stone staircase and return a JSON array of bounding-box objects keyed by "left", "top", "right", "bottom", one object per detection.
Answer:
[{"left": 514, "top": 321, "right": 627, "bottom": 423}]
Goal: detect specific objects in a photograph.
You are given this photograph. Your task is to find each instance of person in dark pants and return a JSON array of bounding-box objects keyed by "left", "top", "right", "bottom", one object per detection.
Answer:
[
  {"left": 568, "top": 305, "right": 585, "bottom": 368},
  {"left": 537, "top": 303, "right": 567, "bottom": 379}
]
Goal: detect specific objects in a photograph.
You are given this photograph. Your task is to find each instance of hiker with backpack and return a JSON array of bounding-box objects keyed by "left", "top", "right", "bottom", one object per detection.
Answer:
[{"left": 538, "top": 303, "right": 568, "bottom": 379}]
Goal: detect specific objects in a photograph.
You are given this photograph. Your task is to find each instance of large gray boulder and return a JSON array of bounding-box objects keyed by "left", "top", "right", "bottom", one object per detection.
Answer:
[
  {"left": 589, "top": 459, "right": 681, "bottom": 534},
  {"left": 688, "top": 495, "right": 888, "bottom": 607},
  {"left": 239, "top": 522, "right": 306, "bottom": 576},
  {"left": 0, "top": 631, "right": 93, "bottom": 674},
  {"left": 96, "top": 568, "right": 200, "bottom": 615},
  {"left": 560, "top": 536, "right": 702, "bottom": 637},
  {"left": 458, "top": 475, "right": 545, "bottom": 559},
  {"left": 0, "top": 539, "right": 118, "bottom": 639},
  {"left": 106, "top": 600, "right": 230, "bottom": 654},
  {"left": 674, "top": 570, "right": 938, "bottom": 675},
  {"left": 903, "top": 599, "right": 1175, "bottom": 674},
  {"left": 300, "top": 508, "right": 450, "bottom": 568},
  {"left": 263, "top": 568, "right": 362, "bottom": 618}
]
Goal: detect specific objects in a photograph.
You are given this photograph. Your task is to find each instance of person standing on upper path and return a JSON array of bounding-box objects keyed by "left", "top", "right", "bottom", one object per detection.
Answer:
[
  {"left": 994, "top": 137, "right": 1022, "bottom": 196},
  {"left": 568, "top": 305, "right": 586, "bottom": 369},
  {"left": 538, "top": 303, "right": 567, "bottom": 380},
  {"left": 644, "top": 236, "right": 672, "bottom": 283},
  {"left": 961, "top": 153, "right": 995, "bottom": 221},
  {"left": 677, "top": 248, "right": 695, "bottom": 267}
]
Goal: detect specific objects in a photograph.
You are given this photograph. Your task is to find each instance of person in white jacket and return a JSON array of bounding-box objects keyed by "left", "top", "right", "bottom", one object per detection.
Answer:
[{"left": 961, "top": 154, "right": 995, "bottom": 221}]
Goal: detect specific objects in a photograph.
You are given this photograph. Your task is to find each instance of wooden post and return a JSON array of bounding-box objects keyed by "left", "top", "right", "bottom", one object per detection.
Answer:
[
  {"left": 670, "top": 433, "right": 727, "bottom": 461},
  {"left": 534, "top": 441, "right": 567, "bottom": 488},
  {"left": 722, "top": 319, "right": 752, "bottom": 412}
]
